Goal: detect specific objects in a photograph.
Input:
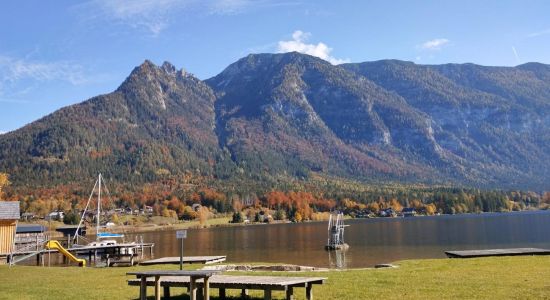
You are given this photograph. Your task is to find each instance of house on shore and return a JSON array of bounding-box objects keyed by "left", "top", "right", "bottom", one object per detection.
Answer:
[
  {"left": 402, "top": 207, "right": 417, "bottom": 217},
  {"left": 0, "top": 201, "right": 20, "bottom": 263},
  {"left": 378, "top": 208, "right": 396, "bottom": 217}
]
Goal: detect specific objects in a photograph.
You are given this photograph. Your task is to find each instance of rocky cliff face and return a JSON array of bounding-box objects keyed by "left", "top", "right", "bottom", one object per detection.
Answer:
[{"left": 342, "top": 60, "right": 550, "bottom": 187}]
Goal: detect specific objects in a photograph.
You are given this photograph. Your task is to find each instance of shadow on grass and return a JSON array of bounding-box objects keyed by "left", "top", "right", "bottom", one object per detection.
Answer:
[
  {"left": 135, "top": 288, "right": 273, "bottom": 300},
  {"left": 138, "top": 297, "right": 267, "bottom": 300}
]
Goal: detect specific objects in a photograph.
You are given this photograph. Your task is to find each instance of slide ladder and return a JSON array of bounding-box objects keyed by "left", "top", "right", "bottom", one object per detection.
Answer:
[{"left": 45, "top": 240, "right": 86, "bottom": 267}]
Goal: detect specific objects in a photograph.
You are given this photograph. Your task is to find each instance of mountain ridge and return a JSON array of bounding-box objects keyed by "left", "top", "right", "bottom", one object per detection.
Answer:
[{"left": 1, "top": 52, "right": 548, "bottom": 190}]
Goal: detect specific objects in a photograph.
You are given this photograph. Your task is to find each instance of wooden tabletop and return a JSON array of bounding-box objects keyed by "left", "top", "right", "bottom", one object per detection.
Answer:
[{"left": 127, "top": 270, "right": 221, "bottom": 277}]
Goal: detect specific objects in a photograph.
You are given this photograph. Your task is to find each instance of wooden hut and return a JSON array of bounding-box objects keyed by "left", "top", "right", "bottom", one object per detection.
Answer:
[{"left": 0, "top": 201, "right": 20, "bottom": 262}]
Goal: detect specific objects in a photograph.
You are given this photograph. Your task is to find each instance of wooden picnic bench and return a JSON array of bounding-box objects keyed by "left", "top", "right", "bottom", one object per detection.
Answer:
[
  {"left": 127, "top": 274, "right": 326, "bottom": 300},
  {"left": 127, "top": 270, "right": 221, "bottom": 300}
]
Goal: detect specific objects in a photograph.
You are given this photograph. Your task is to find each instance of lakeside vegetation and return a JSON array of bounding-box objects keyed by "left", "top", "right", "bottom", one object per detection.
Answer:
[
  {"left": 1, "top": 256, "right": 550, "bottom": 299},
  {"left": 1, "top": 172, "right": 549, "bottom": 228}
]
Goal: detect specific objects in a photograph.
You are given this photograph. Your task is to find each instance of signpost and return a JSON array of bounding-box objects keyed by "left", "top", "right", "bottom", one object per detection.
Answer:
[{"left": 176, "top": 230, "right": 187, "bottom": 270}]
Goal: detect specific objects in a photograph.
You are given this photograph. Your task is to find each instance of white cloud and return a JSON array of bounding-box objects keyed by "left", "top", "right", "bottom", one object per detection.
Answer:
[
  {"left": 79, "top": 0, "right": 184, "bottom": 36},
  {"left": 80, "top": 0, "right": 293, "bottom": 36},
  {"left": 0, "top": 131, "right": 5, "bottom": 135},
  {"left": 512, "top": 46, "right": 521, "bottom": 64},
  {"left": 208, "top": 0, "right": 253, "bottom": 15},
  {"left": 0, "top": 55, "right": 89, "bottom": 102},
  {"left": 527, "top": 28, "right": 550, "bottom": 38},
  {"left": 0, "top": 56, "right": 86, "bottom": 85},
  {"left": 419, "top": 38, "right": 450, "bottom": 50},
  {"left": 277, "top": 30, "right": 349, "bottom": 65}
]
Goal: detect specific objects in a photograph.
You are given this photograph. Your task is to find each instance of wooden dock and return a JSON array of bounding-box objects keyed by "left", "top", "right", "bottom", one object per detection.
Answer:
[
  {"left": 7, "top": 242, "right": 155, "bottom": 266},
  {"left": 445, "top": 248, "right": 550, "bottom": 258},
  {"left": 68, "top": 243, "right": 154, "bottom": 254},
  {"left": 140, "top": 256, "right": 226, "bottom": 266}
]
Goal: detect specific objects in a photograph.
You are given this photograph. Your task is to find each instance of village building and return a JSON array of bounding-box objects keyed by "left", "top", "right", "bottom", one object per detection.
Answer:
[
  {"left": 192, "top": 203, "right": 202, "bottom": 212},
  {"left": 0, "top": 201, "right": 20, "bottom": 263},
  {"left": 402, "top": 207, "right": 417, "bottom": 217}
]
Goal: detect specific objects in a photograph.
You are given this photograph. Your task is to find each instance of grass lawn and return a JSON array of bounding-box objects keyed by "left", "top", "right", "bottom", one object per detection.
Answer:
[{"left": 1, "top": 256, "right": 550, "bottom": 299}]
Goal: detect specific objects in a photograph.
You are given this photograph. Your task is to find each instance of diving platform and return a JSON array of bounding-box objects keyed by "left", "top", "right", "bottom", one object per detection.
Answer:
[{"left": 445, "top": 248, "right": 550, "bottom": 258}]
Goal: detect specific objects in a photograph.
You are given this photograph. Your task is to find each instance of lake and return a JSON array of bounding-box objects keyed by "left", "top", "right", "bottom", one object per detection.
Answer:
[{"left": 130, "top": 210, "right": 550, "bottom": 269}]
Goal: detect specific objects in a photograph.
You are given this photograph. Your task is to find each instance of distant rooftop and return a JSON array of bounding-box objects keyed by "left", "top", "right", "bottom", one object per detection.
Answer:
[
  {"left": 0, "top": 201, "right": 20, "bottom": 220},
  {"left": 16, "top": 224, "right": 45, "bottom": 233}
]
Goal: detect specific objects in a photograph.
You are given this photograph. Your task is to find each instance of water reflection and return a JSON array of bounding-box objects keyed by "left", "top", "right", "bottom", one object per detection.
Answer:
[
  {"left": 129, "top": 210, "right": 550, "bottom": 269},
  {"left": 328, "top": 250, "right": 347, "bottom": 269}
]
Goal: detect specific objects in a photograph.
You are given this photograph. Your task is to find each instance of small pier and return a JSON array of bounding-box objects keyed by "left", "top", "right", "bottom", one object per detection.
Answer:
[
  {"left": 140, "top": 256, "right": 226, "bottom": 266},
  {"left": 7, "top": 242, "right": 154, "bottom": 266},
  {"left": 69, "top": 242, "right": 155, "bottom": 266},
  {"left": 445, "top": 248, "right": 550, "bottom": 258}
]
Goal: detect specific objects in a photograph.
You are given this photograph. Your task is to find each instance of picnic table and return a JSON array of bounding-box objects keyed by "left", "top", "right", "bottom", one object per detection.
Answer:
[
  {"left": 128, "top": 274, "right": 327, "bottom": 300},
  {"left": 127, "top": 270, "right": 221, "bottom": 300}
]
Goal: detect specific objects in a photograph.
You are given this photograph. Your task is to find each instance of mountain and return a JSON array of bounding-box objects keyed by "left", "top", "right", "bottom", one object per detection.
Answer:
[
  {"left": 206, "top": 53, "right": 460, "bottom": 183},
  {"left": 0, "top": 60, "right": 236, "bottom": 185},
  {"left": 341, "top": 60, "right": 550, "bottom": 188},
  {"left": 0, "top": 53, "right": 549, "bottom": 190}
]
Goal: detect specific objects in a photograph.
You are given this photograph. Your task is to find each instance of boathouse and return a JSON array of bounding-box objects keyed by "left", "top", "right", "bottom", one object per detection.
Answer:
[{"left": 0, "top": 201, "right": 20, "bottom": 262}]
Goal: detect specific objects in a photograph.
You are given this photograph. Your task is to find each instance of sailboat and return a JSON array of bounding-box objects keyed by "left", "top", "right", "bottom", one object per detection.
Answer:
[{"left": 73, "top": 173, "right": 126, "bottom": 248}]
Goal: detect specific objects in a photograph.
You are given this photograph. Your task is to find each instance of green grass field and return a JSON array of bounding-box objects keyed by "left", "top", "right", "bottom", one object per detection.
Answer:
[{"left": 1, "top": 256, "right": 549, "bottom": 299}]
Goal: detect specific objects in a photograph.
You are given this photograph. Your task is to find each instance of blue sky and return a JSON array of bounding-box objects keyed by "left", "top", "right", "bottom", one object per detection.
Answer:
[{"left": 1, "top": 0, "right": 550, "bottom": 133}]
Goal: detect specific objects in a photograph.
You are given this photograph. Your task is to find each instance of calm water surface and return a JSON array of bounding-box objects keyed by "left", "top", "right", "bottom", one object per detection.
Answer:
[{"left": 129, "top": 211, "right": 550, "bottom": 269}]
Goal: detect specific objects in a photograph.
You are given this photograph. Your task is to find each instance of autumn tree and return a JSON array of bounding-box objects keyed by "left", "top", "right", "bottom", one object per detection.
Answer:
[
  {"left": 425, "top": 203, "right": 437, "bottom": 215},
  {"left": 0, "top": 173, "right": 10, "bottom": 200},
  {"left": 198, "top": 206, "right": 210, "bottom": 227},
  {"left": 273, "top": 209, "right": 286, "bottom": 221},
  {"left": 181, "top": 206, "right": 197, "bottom": 220},
  {"left": 112, "top": 213, "right": 120, "bottom": 225},
  {"left": 367, "top": 202, "right": 380, "bottom": 213},
  {"left": 294, "top": 211, "right": 303, "bottom": 222},
  {"left": 389, "top": 198, "right": 403, "bottom": 212},
  {"left": 265, "top": 191, "right": 289, "bottom": 210},
  {"left": 232, "top": 199, "right": 243, "bottom": 212}
]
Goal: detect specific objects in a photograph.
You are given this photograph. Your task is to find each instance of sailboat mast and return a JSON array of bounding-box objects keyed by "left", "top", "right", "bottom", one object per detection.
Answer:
[{"left": 97, "top": 173, "right": 101, "bottom": 239}]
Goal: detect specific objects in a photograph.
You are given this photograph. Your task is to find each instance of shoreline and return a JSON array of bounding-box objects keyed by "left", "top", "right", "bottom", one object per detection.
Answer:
[{"left": 29, "top": 208, "right": 550, "bottom": 236}]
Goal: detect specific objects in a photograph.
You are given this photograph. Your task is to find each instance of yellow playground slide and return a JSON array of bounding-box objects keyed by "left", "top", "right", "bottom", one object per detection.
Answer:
[{"left": 45, "top": 240, "right": 86, "bottom": 267}]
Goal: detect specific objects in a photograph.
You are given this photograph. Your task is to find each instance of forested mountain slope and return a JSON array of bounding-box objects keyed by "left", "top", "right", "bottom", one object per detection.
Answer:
[{"left": 0, "top": 53, "right": 548, "bottom": 190}]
